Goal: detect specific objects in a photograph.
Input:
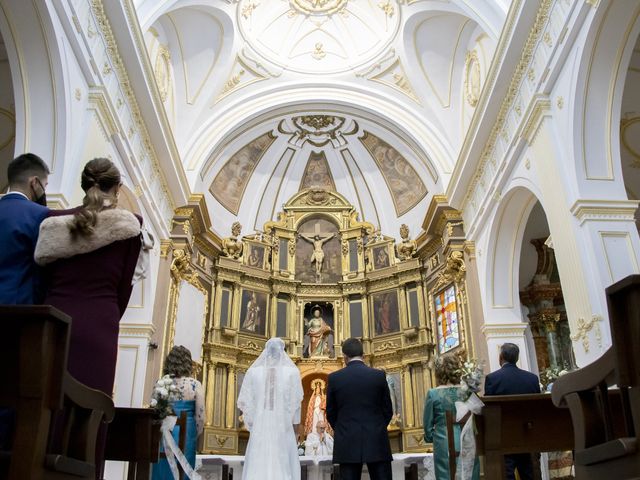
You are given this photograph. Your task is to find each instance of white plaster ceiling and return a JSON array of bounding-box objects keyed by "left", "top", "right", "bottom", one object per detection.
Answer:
[{"left": 135, "top": 0, "right": 507, "bottom": 237}]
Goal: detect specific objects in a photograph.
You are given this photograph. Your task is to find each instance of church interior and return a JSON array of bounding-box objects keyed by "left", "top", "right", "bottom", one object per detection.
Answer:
[{"left": 1, "top": 0, "right": 640, "bottom": 478}]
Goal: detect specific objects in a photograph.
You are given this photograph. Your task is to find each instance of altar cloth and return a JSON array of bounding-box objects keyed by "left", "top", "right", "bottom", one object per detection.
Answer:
[{"left": 196, "top": 453, "right": 432, "bottom": 480}]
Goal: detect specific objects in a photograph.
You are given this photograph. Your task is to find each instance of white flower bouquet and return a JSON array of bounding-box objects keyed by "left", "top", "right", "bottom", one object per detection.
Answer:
[
  {"left": 150, "top": 374, "right": 183, "bottom": 419},
  {"left": 458, "top": 358, "right": 485, "bottom": 399},
  {"left": 540, "top": 365, "right": 569, "bottom": 392}
]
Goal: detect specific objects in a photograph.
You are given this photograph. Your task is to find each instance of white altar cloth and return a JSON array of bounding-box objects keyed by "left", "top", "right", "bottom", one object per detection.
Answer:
[{"left": 196, "top": 453, "right": 432, "bottom": 480}]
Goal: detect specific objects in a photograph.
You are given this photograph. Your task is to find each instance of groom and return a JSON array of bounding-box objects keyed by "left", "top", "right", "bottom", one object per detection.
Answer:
[{"left": 326, "top": 338, "right": 393, "bottom": 480}]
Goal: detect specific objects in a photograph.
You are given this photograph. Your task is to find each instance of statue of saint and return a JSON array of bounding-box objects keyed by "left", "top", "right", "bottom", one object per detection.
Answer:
[
  {"left": 241, "top": 292, "right": 260, "bottom": 332},
  {"left": 304, "top": 379, "right": 331, "bottom": 437},
  {"left": 298, "top": 231, "right": 336, "bottom": 278},
  {"left": 386, "top": 374, "right": 402, "bottom": 426},
  {"left": 303, "top": 306, "right": 334, "bottom": 358}
]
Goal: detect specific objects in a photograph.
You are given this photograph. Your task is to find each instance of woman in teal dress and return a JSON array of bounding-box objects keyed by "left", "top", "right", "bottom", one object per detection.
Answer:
[
  {"left": 423, "top": 355, "right": 480, "bottom": 480},
  {"left": 152, "top": 346, "right": 205, "bottom": 479}
]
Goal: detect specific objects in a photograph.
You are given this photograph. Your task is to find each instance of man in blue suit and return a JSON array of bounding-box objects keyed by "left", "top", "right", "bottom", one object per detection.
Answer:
[
  {"left": 484, "top": 342, "right": 541, "bottom": 480},
  {"left": 0, "top": 153, "right": 50, "bottom": 305}
]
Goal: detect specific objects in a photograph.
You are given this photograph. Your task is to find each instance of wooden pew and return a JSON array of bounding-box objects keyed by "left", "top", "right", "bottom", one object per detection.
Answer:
[
  {"left": 104, "top": 407, "right": 161, "bottom": 479},
  {"left": 552, "top": 274, "right": 640, "bottom": 479},
  {"left": 45, "top": 373, "right": 115, "bottom": 479},
  {"left": 0, "top": 306, "right": 69, "bottom": 480},
  {"left": 474, "top": 393, "right": 574, "bottom": 479},
  {"left": 0, "top": 305, "right": 114, "bottom": 480}
]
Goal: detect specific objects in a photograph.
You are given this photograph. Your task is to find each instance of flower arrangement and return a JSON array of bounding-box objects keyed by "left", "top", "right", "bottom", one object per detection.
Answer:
[
  {"left": 150, "top": 375, "right": 183, "bottom": 419},
  {"left": 540, "top": 365, "right": 569, "bottom": 392},
  {"left": 297, "top": 440, "right": 306, "bottom": 456},
  {"left": 457, "top": 358, "right": 485, "bottom": 399}
]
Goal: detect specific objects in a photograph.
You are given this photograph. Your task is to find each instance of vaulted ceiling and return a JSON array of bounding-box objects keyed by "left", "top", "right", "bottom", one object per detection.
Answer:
[{"left": 134, "top": 0, "right": 508, "bottom": 237}]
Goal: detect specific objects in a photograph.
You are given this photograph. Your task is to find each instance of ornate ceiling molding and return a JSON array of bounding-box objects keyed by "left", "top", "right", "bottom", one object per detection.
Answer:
[{"left": 277, "top": 115, "right": 358, "bottom": 148}]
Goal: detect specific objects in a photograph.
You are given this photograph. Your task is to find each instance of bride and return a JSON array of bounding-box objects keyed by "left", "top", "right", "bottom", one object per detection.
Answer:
[{"left": 238, "top": 338, "right": 303, "bottom": 480}]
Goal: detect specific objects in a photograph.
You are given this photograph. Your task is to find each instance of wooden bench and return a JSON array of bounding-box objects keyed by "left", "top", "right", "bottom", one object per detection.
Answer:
[
  {"left": 104, "top": 407, "right": 162, "bottom": 479},
  {"left": 0, "top": 305, "right": 114, "bottom": 480},
  {"left": 474, "top": 393, "right": 574, "bottom": 480},
  {"left": 552, "top": 274, "right": 640, "bottom": 479}
]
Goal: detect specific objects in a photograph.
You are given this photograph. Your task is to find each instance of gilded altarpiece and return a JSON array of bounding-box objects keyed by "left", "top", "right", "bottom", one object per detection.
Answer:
[{"left": 161, "top": 191, "right": 478, "bottom": 455}]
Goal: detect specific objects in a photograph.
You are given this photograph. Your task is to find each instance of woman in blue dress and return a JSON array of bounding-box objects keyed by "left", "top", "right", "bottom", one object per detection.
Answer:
[
  {"left": 152, "top": 346, "right": 205, "bottom": 479},
  {"left": 423, "top": 355, "right": 480, "bottom": 480}
]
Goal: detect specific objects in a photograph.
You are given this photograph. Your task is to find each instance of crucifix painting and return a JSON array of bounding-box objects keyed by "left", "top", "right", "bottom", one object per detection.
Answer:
[{"left": 295, "top": 219, "right": 340, "bottom": 283}]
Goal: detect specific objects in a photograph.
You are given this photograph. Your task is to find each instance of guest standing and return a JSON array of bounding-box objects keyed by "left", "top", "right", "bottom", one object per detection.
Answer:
[
  {"left": 0, "top": 153, "right": 50, "bottom": 305},
  {"left": 0, "top": 153, "right": 50, "bottom": 452},
  {"left": 326, "top": 338, "right": 393, "bottom": 480},
  {"left": 34, "top": 157, "right": 142, "bottom": 395},
  {"left": 484, "top": 343, "right": 541, "bottom": 480},
  {"left": 423, "top": 355, "right": 480, "bottom": 480},
  {"left": 152, "top": 346, "right": 204, "bottom": 480}
]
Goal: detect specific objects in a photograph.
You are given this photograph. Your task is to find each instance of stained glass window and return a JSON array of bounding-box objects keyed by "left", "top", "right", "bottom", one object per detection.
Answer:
[{"left": 434, "top": 285, "right": 460, "bottom": 353}]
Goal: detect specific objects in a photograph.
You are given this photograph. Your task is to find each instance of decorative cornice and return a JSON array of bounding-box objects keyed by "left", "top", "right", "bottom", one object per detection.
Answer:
[
  {"left": 481, "top": 323, "right": 528, "bottom": 337},
  {"left": 570, "top": 199, "right": 640, "bottom": 225},
  {"left": 520, "top": 95, "right": 552, "bottom": 145},
  {"left": 89, "top": 0, "right": 177, "bottom": 221},
  {"left": 463, "top": 0, "right": 553, "bottom": 208},
  {"left": 119, "top": 322, "right": 156, "bottom": 338}
]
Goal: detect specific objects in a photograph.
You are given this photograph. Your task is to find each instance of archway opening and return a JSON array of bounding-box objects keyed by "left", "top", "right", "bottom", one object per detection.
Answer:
[
  {"left": 620, "top": 33, "right": 640, "bottom": 234},
  {"left": 518, "top": 202, "right": 575, "bottom": 385},
  {"left": 0, "top": 28, "right": 15, "bottom": 191}
]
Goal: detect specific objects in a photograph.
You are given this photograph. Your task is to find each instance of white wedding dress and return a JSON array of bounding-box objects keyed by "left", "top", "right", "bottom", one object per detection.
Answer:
[{"left": 238, "top": 338, "right": 303, "bottom": 480}]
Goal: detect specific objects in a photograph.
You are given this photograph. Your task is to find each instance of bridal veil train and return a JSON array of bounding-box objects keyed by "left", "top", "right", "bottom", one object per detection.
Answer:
[{"left": 238, "top": 338, "right": 304, "bottom": 480}]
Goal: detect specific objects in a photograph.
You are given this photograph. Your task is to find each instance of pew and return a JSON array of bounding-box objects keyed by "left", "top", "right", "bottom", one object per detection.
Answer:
[
  {"left": 45, "top": 373, "right": 115, "bottom": 479},
  {"left": 0, "top": 306, "right": 70, "bottom": 479},
  {"left": 552, "top": 274, "right": 640, "bottom": 479},
  {"left": 0, "top": 305, "right": 115, "bottom": 480},
  {"left": 104, "top": 407, "right": 161, "bottom": 479},
  {"left": 474, "top": 393, "right": 574, "bottom": 479}
]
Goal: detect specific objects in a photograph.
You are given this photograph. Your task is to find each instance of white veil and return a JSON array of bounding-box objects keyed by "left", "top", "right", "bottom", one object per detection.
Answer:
[{"left": 237, "top": 338, "right": 303, "bottom": 480}]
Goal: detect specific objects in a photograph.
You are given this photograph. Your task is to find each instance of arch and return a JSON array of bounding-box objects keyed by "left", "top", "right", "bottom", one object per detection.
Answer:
[
  {"left": 294, "top": 213, "right": 342, "bottom": 233},
  {"left": 0, "top": 2, "right": 69, "bottom": 187},
  {"left": 486, "top": 185, "right": 542, "bottom": 311},
  {"left": 185, "top": 85, "right": 456, "bottom": 188},
  {"left": 570, "top": 2, "right": 640, "bottom": 196}
]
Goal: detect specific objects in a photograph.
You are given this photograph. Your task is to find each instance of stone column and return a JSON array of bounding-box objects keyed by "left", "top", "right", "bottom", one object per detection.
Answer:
[
  {"left": 205, "top": 361, "right": 217, "bottom": 426},
  {"left": 225, "top": 364, "right": 236, "bottom": 429},
  {"left": 402, "top": 365, "right": 414, "bottom": 428}
]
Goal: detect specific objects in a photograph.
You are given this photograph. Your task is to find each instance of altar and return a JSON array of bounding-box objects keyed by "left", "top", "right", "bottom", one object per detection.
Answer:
[
  {"left": 163, "top": 191, "right": 477, "bottom": 456},
  {"left": 196, "top": 453, "right": 432, "bottom": 480}
]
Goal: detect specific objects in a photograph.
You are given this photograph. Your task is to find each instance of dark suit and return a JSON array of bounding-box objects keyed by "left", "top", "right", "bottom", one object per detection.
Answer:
[
  {"left": 484, "top": 363, "right": 541, "bottom": 480},
  {"left": 327, "top": 360, "right": 393, "bottom": 480},
  {"left": 0, "top": 193, "right": 48, "bottom": 304}
]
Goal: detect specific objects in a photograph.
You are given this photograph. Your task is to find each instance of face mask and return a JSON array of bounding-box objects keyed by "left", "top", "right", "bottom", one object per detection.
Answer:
[{"left": 33, "top": 178, "right": 47, "bottom": 206}]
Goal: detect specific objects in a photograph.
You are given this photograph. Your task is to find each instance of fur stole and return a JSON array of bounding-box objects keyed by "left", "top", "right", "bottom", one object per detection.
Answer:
[{"left": 35, "top": 208, "right": 141, "bottom": 266}]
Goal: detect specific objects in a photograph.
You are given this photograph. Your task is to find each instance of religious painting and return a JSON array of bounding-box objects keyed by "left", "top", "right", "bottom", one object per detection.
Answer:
[
  {"left": 246, "top": 244, "right": 265, "bottom": 269},
  {"left": 209, "top": 132, "right": 276, "bottom": 215},
  {"left": 372, "top": 290, "right": 400, "bottom": 336},
  {"left": 239, "top": 289, "right": 268, "bottom": 336},
  {"left": 302, "top": 302, "right": 335, "bottom": 358},
  {"left": 434, "top": 285, "right": 461, "bottom": 353},
  {"left": 295, "top": 218, "right": 341, "bottom": 283},
  {"left": 301, "top": 376, "right": 333, "bottom": 439},
  {"left": 372, "top": 245, "right": 391, "bottom": 270},
  {"left": 360, "top": 131, "right": 428, "bottom": 216},
  {"left": 299, "top": 151, "right": 336, "bottom": 191}
]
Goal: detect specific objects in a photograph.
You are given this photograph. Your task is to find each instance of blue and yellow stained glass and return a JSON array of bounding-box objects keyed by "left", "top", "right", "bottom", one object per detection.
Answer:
[{"left": 435, "top": 285, "right": 460, "bottom": 353}]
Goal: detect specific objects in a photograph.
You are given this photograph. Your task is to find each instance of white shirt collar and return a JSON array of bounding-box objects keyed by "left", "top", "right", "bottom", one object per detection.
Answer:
[{"left": 5, "top": 191, "right": 29, "bottom": 200}]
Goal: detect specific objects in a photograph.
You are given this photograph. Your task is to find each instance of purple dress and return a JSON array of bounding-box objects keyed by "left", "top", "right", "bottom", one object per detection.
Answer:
[{"left": 36, "top": 208, "right": 142, "bottom": 395}]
